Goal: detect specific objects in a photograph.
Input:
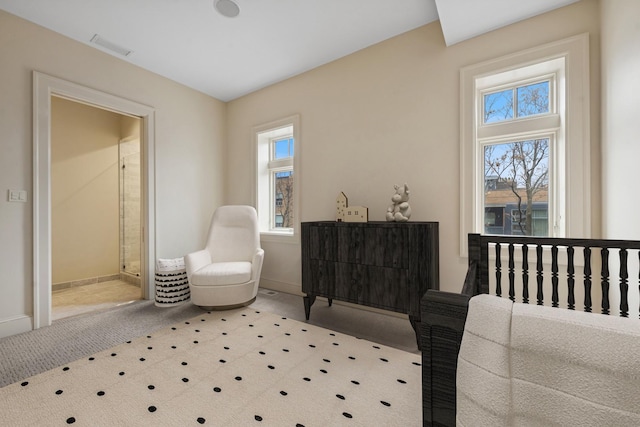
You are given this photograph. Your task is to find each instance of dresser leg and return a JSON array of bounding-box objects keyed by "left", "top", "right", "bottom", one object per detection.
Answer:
[
  {"left": 303, "top": 295, "right": 316, "bottom": 320},
  {"left": 328, "top": 298, "right": 332, "bottom": 307},
  {"left": 409, "top": 315, "right": 422, "bottom": 351}
]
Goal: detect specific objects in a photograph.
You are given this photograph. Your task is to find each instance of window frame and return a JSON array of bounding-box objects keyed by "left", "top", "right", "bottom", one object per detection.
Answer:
[
  {"left": 460, "top": 34, "right": 591, "bottom": 257},
  {"left": 253, "top": 115, "right": 300, "bottom": 243}
]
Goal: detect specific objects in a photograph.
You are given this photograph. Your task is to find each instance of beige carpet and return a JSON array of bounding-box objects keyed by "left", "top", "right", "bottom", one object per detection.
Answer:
[{"left": 0, "top": 306, "right": 421, "bottom": 426}]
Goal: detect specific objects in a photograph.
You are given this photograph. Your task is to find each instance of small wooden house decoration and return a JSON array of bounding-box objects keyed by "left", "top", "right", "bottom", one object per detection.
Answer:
[{"left": 336, "top": 192, "right": 368, "bottom": 222}]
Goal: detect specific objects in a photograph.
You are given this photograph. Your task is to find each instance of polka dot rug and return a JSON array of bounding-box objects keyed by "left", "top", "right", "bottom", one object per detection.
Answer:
[{"left": 0, "top": 307, "right": 421, "bottom": 426}]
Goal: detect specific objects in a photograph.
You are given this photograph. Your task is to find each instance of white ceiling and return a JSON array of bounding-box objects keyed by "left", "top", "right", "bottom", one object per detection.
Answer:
[{"left": 0, "top": 0, "right": 580, "bottom": 101}]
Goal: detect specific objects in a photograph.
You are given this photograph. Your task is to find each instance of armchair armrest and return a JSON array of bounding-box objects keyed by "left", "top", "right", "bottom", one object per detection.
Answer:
[
  {"left": 251, "top": 248, "right": 265, "bottom": 282},
  {"left": 184, "top": 249, "right": 212, "bottom": 278}
]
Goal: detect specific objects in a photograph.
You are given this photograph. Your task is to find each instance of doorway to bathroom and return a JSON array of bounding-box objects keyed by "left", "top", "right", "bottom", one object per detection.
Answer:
[{"left": 50, "top": 96, "right": 143, "bottom": 320}]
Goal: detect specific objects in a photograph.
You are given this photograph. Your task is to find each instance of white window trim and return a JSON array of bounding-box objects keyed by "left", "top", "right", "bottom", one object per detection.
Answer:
[
  {"left": 460, "top": 33, "right": 590, "bottom": 257},
  {"left": 253, "top": 115, "right": 300, "bottom": 244}
]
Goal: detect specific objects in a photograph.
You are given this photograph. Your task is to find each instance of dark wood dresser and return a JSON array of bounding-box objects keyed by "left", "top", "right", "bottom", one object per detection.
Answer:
[{"left": 301, "top": 221, "right": 439, "bottom": 348}]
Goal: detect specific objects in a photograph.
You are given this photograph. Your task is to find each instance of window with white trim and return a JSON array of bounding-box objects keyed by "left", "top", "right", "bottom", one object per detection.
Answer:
[
  {"left": 460, "top": 34, "right": 590, "bottom": 256},
  {"left": 254, "top": 115, "right": 300, "bottom": 241}
]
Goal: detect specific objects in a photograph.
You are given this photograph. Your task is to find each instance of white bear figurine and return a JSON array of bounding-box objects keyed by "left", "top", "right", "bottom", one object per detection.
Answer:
[{"left": 386, "top": 183, "right": 411, "bottom": 222}]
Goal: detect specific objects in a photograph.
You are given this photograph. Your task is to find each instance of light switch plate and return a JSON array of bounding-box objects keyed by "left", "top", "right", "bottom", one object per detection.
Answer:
[{"left": 8, "top": 189, "right": 27, "bottom": 202}]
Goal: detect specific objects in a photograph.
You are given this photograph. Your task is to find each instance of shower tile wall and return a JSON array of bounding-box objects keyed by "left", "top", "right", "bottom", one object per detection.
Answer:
[{"left": 119, "top": 139, "right": 141, "bottom": 280}]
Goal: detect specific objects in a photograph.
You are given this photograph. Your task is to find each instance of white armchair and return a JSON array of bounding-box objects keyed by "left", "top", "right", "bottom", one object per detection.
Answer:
[{"left": 185, "top": 205, "right": 264, "bottom": 309}]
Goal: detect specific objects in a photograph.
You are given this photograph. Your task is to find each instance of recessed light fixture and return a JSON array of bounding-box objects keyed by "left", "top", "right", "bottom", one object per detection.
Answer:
[
  {"left": 214, "top": 0, "right": 240, "bottom": 18},
  {"left": 90, "top": 34, "right": 133, "bottom": 57}
]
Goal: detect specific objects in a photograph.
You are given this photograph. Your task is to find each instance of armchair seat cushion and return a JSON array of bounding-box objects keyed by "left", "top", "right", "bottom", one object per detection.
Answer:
[{"left": 190, "top": 261, "right": 252, "bottom": 287}]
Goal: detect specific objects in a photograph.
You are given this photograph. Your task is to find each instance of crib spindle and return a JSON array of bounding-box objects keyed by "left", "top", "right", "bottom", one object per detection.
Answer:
[
  {"left": 619, "top": 249, "right": 629, "bottom": 318},
  {"left": 536, "top": 244, "right": 544, "bottom": 306},
  {"left": 551, "top": 245, "right": 559, "bottom": 308},
  {"left": 567, "top": 246, "right": 575, "bottom": 310},
  {"left": 601, "top": 248, "right": 610, "bottom": 315},
  {"left": 495, "top": 243, "right": 502, "bottom": 297},
  {"left": 508, "top": 244, "right": 515, "bottom": 302},
  {"left": 583, "top": 247, "right": 592, "bottom": 313},
  {"left": 522, "top": 244, "right": 529, "bottom": 304}
]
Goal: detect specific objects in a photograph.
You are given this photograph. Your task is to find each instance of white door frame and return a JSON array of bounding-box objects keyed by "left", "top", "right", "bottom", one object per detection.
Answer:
[{"left": 33, "top": 71, "right": 156, "bottom": 329}]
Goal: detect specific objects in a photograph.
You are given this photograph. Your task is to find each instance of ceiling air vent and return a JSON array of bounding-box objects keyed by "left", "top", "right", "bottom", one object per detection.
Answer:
[{"left": 90, "top": 34, "right": 133, "bottom": 57}]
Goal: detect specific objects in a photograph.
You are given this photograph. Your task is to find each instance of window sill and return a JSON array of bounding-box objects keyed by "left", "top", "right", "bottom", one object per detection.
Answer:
[{"left": 260, "top": 230, "right": 299, "bottom": 244}]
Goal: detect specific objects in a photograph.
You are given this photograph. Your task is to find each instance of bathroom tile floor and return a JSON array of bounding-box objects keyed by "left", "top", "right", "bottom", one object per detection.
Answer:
[{"left": 52, "top": 280, "right": 142, "bottom": 321}]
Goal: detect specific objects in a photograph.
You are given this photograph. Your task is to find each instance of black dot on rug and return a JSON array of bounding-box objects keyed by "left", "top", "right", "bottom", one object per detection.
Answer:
[
  {"left": 148, "top": 406, "right": 157, "bottom": 413},
  {"left": 195, "top": 329, "right": 200, "bottom": 333},
  {"left": 119, "top": 372, "right": 125, "bottom": 376},
  {"left": 255, "top": 415, "right": 263, "bottom": 421},
  {"left": 21, "top": 381, "right": 28, "bottom": 387},
  {"left": 140, "top": 358, "right": 146, "bottom": 362},
  {"left": 222, "top": 318, "right": 227, "bottom": 322},
  {"left": 323, "top": 359, "right": 331, "bottom": 363},
  {"left": 126, "top": 340, "right": 132, "bottom": 344},
  {"left": 320, "top": 369, "right": 327, "bottom": 374},
  {"left": 63, "top": 367, "right": 70, "bottom": 371},
  {"left": 413, "top": 362, "right": 421, "bottom": 366},
  {"left": 181, "top": 362, "right": 188, "bottom": 366},
  {"left": 213, "top": 387, "right": 222, "bottom": 392},
  {"left": 224, "top": 346, "right": 230, "bottom": 350},
  {"left": 333, "top": 343, "right": 339, "bottom": 346},
  {"left": 336, "top": 394, "right": 345, "bottom": 400},
  {"left": 329, "top": 333, "right": 336, "bottom": 336},
  {"left": 303, "top": 377, "right": 311, "bottom": 382},
  {"left": 197, "top": 417, "right": 206, "bottom": 424},
  {"left": 182, "top": 378, "right": 189, "bottom": 383},
  {"left": 219, "top": 359, "right": 226, "bottom": 363},
  {"left": 373, "top": 345, "right": 380, "bottom": 349},
  {"left": 147, "top": 335, "right": 152, "bottom": 338},
  {"left": 147, "top": 347, "right": 153, "bottom": 350},
  {"left": 285, "top": 333, "right": 291, "bottom": 336},
  {"left": 88, "top": 357, "right": 95, "bottom": 361},
  {"left": 249, "top": 324, "right": 254, "bottom": 327},
  {"left": 348, "top": 356, "right": 356, "bottom": 360},
  {"left": 235, "top": 376, "right": 242, "bottom": 381},
  {"left": 97, "top": 391, "right": 105, "bottom": 396},
  {"left": 351, "top": 380, "right": 360, "bottom": 385},
  {"left": 193, "top": 341, "right": 199, "bottom": 344},
  {"left": 257, "top": 335, "right": 263, "bottom": 338},
  {"left": 55, "top": 389, "right": 63, "bottom": 395},
  {"left": 148, "top": 385, "right": 155, "bottom": 390},
  {"left": 308, "top": 344, "right": 316, "bottom": 348},
  {"left": 171, "top": 327, "right": 177, "bottom": 330},
  {"left": 222, "top": 332, "right": 227, "bottom": 336},
  {"left": 66, "top": 417, "right": 76, "bottom": 424},
  {"left": 280, "top": 391, "right": 288, "bottom": 396},
  {"left": 274, "top": 323, "right": 280, "bottom": 327},
  {"left": 342, "top": 412, "right": 353, "bottom": 419},
  {"left": 296, "top": 424, "right": 305, "bottom": 427},
  {"left": 185, "top": 321, "right": 190, "bottom": 325},
  {"left": 397, "top": 379, "right": 407, "bottom": 384},
  {"left": 380, "top": 358, "right": 389, "bottom": 362},
  {"left": 171, "top": 346, "right": 177, "bottom": 349},
  {"left": 255, "top": 311, "right": 261, "bottom": 313},
  {"left": 282, "top": 348, "right": 289, "bottom": 352},
  {"left": 381, "top": 400, "right": 391, "bottom": 407},
  {"left": 201, "top": 319, "right": 206, "bottom": 322},
  {"left": 268, "top": 365, "right": 275, "bottom": 370},
  {"left": 301, "top": 329, "right": 307, "bottom": 332},
  {"left": 259, "top": 351, "right": 266, "bottom": 355},
  {"left": 242, "top": 314, "right": 246, "bottom": 317}
]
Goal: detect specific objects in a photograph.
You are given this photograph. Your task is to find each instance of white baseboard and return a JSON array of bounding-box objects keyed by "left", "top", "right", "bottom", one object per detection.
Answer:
[
  {"left": 258, "top": 278, "right": 406, "bottom": 319},
  {"left": 0, "top": 314, "right": 33, "bottom": 339},
  {"left": 259, "top": 278, "right": 303, "bottom": 296}
]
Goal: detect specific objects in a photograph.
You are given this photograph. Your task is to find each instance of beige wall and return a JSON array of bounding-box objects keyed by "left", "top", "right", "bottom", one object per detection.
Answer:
[
  {"left": 0, "top": 10, "right": 226, "bottom": 334},
  {"left": 51, "top": 97, "right": 121, "bottom": 284},
  {"left": 601, "top": 0, "right": 640, "bottom": 239},
  {"left": 226, "top": 0, "right": 601, "bottom": 294}
]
